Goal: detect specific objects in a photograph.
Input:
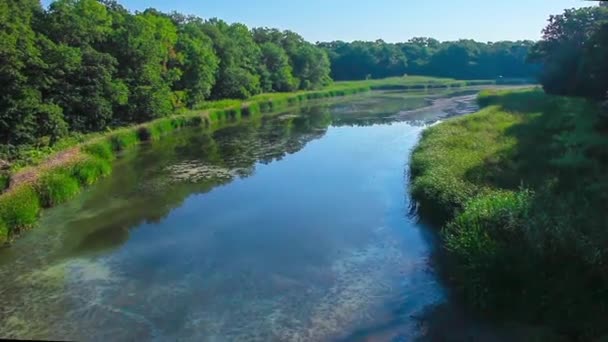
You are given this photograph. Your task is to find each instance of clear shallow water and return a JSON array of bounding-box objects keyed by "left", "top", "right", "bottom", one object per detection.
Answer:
[{"left": 0, "top": 90, "right": 480, "bottom": 341}]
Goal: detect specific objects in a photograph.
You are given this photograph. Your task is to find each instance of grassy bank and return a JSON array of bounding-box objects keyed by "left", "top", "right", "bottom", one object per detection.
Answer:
[{"left": 410, "top": 88, "right": 608, "bottom": 338}]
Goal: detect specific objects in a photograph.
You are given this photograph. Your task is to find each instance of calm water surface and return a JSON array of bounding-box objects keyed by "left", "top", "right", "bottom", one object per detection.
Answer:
[{"left": 0, "top": 90, "right": 482, "bottom": 341}]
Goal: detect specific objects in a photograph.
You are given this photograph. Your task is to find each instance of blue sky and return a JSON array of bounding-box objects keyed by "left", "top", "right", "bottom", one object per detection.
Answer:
[{"left": 42, "top": 0, "right": 593, "bottom": 42}]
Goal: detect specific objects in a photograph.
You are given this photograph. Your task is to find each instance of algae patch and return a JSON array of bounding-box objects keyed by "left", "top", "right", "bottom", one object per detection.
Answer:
[{"left": 165, "top": 160, "right": 240, "bottom": 183}]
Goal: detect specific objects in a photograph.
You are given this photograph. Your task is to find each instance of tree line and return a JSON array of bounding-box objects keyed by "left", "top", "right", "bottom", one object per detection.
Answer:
[
  {"left": 319, "top": 39, "right": 540, "bottom": 81},
  {"left": 1, "top": 0, "right": 545, "bottom": 155}
]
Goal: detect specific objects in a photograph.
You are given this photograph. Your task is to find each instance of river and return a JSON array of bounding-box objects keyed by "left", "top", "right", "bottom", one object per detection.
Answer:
[{"left": 0, "top": 88, "right": 501, "bottom": 341}]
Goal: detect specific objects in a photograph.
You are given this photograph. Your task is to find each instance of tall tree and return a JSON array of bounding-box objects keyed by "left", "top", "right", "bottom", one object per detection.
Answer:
[
  {"left": 529, "top": 7, "right": 608, "bottom": 96},
  {"left": 0, "top": 0, "right": 66, "bottom": 146}
]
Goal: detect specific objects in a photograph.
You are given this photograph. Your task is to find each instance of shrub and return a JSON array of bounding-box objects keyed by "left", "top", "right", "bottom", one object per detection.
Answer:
[
  {"left": 70, "top": 156, "right": 112, "bottom": 186},
  {"left": 82, "top": 140, "right": 115, "bottom": 161},
  {"left": 37, "top": 171, "right": 81, "bottom": 207},
  {"left": 108, "top": 130, "right": 138, "bottom": 151},
  {"left": 444, "top": 190, "right": 532, "bottom": 309},
  {"left": 0, "top": 185, "right": 41, "bottom": 233}
]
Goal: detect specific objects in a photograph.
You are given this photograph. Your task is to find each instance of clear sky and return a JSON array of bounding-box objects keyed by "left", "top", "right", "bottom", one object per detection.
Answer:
[{"left": 42, "top": 0, "right": 593, "bottom": 42}]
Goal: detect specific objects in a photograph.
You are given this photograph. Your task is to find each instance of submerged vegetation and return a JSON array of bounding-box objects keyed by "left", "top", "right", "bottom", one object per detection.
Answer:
[{"left": 411, "top": 88, "right": 608, "bottom": 338}]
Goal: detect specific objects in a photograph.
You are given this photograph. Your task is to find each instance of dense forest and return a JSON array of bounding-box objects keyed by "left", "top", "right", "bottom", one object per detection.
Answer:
[
  {"left": 1, "top": 0, "right": 542, "bottom": 158},
  {"left": 319, "top": 39, "right": 539, "bottom": 81}
]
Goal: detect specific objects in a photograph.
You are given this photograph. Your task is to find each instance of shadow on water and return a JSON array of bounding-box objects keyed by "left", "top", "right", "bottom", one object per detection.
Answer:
[
  {"left": 0, "top": 87, "right": 530, "bottom": 341},
  {"left": 67, "top": 107, "right": 336, "bottom": 258}
]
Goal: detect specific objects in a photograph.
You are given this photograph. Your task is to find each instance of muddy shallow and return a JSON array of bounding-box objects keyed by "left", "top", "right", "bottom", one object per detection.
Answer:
[{"left": 0, "top": 88, "right": 518, "bottom": 341}]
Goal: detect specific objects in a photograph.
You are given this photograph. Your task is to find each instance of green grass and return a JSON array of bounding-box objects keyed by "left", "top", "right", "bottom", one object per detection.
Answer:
[
  {"left": 108, "top": 129, "right": 139, "bottom": 151},
  {"left": 0, "top": 173, "right": 9, "bottom": 192},
  {"left": 0, "top": 219, "right": 7, "bottom": 245},
  {"left": 410, "top": 104, "right": 523, "bottom": 222},
  {"left": 70, "top": 156, "right": 112, "bottom": 186},
  {"left": 37, "top": 170, "right": 81, "bottom": 208},
  {"left": 0, "top": 185, "right": 41, "bottom": 235},
  {"left": 411, "top": 87, "right": 608, "bottom": 338},
  {"left": 82, "top": 140, "right": 115, "bottom": 161},
  {"left": 336, "top": 76, "right": 496, "bottom": 91}
]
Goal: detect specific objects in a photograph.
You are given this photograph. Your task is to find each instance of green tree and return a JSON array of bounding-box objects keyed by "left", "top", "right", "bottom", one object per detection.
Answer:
[
  {"left": 109, "top": 10, "right": 179, "bottom": 121},
  {"left": 0, "top": 0, "right": 66, "bottom": 146},
  {"left": 529, "top": 7, "right": 608, "bottom": 96},
  {"left": 292, "top": 44, "right": 331, "bottom": 89},
  {"left": 173, "top": 18, "right": 219, "bottom": 106},
  {"left": 259, "top": 42, "right": 298, "bottom": 92},
  {"left": 202, "top": 19, "right": 261, "bottom": 99}
]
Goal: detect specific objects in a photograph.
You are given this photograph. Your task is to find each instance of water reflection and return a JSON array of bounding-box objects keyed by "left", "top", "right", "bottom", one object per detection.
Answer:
[{"left": 0, "top": 88, "right": 485, "bottom": 341}]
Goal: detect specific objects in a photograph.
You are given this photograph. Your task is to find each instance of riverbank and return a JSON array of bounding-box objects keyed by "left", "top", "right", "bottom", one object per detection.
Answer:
[
  {"left": 410, "top": 88, "right": 608, "bottom": 338},
  {"left": 0, "top": 77, "right": 498, "bottom": 245}
]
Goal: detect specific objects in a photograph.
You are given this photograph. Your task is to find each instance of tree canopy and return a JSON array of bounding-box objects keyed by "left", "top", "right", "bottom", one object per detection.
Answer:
[
  {"left": 319, "top": 39, "right": 539, "bottom": 81},
  {"left": 530, "top": 6, "right": 608, "bottom": 98}
]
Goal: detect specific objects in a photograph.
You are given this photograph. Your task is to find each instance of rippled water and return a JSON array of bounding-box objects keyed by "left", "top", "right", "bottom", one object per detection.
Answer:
[{"left": 0, "top": 89, "right": 484, "bottom": 341}]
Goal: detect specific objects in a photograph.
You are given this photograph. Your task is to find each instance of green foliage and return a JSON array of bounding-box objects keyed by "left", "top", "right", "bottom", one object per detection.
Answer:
[
  {"left": 0, "top": 219, "right": 7, "bottom": 245},
  {"left": 108, "top": 130, "right": 138, "bottom": 151},
  {"left": 320, "top": 39, "right": 539, "bottom": 81},
  {"left": 241, "top": 103, "right": 261, "bottom": 117},
  {"left": 411, "top": 88, "right": 608, "bottom": 338},
  {"left": 37, "top": 170, "right": 81, "bottom": 207},
  {"left": 259, "top": 42, "right": 298, "bottom": 92},
  {"left": 82, "top": 140, "right": 115, "bottom": 161},
  {"left": 173, "top": 18, "right": 219, "bottom": 106},
  {"left": 530, "top": 6, "right": 608, "bottom": 99},
  {"left": 70, "top": 156, "right": 111, "bottom": 186},
  {"left": 444, "top": 190, "right": 533, "bottom": 309},
  {"left": 0, "top": 185, "right": 41, "bottom": 233},
  {"left": 0, "top": 173, "right": 9, "bottom": 191}
]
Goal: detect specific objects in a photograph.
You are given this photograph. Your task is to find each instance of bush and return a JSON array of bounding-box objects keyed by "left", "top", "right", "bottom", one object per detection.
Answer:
[
  {"left": 37, "top": 171, "right": 81, "bottom": 207},
  {"left": 444, "top": 190, "right": 532, "bottom": 309},
  {"left": 108, "top": 130, "right": 138, "bottom": 151},
  {"left": 83, "top": 140, "right": 115, "bottom": 161},
  {"left": 0, "top": 185, "right": 40, "bottom": 233},
  {"left": 70, "top": 156, "right": 112, "bottom": 186}
]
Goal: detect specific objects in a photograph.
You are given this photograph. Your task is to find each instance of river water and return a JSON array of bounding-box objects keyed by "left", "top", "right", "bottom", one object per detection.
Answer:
[{"left": 0, "top": 89, "right": 489, "bottom": 341}]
